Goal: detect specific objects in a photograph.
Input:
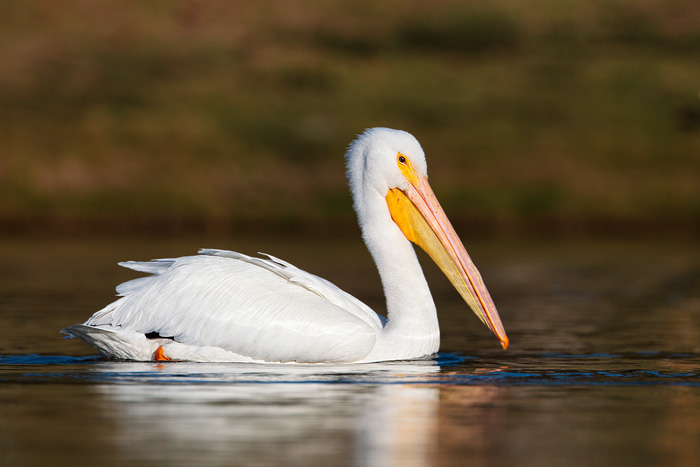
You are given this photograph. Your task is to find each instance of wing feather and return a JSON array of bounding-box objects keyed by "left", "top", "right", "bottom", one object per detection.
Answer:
[
  {"left": 83, "top": 251, "right": 383, "bottom": 363},
  {"left": 199, "top": 249, "right": 384, "bottom": 329}
]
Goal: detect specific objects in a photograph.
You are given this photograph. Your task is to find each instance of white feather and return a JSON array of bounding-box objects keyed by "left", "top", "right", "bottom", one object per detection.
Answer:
[
  {"left": 76, "top": 253, "right": 380, "bottom": 363},
  {"left": 62, "top": 128, "right": 477, "bottom": 363}
]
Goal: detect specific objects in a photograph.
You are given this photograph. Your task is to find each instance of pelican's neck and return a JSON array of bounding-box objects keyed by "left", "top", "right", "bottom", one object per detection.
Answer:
[{"left": 356, "top": 189, "right": 440, "bottom": 359}]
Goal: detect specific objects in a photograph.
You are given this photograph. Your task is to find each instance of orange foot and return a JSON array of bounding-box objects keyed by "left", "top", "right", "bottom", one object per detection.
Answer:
[{"left": 154, "top": 345, "right": 172, "bottom": 362}]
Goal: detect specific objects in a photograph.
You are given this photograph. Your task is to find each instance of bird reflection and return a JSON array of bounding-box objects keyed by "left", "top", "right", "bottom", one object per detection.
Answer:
[{"left": 87, "top": 359, "right": 498, "bottom": 466}]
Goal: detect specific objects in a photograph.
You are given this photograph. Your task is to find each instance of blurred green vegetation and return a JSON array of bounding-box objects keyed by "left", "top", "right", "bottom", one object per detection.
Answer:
[{"left": 0, "top": 0, "right": 699, "bottom": 237}]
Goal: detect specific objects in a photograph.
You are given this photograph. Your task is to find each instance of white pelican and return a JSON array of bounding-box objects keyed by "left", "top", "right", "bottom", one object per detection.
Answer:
[{"left": 63, "top": 128, "right": 508, "bottom": 363}]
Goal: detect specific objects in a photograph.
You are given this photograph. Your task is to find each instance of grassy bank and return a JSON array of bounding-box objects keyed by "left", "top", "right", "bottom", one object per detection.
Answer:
[{"left": 1, "top": 0, "right": 699, "bottom": 237}]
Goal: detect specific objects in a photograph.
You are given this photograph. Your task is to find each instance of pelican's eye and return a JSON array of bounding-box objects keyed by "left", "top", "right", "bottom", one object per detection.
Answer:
[{"left": 396, "top": 153, "right": 419, "bottom": 185}]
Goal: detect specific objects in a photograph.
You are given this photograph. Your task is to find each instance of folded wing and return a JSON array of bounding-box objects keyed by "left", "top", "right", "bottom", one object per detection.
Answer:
[{"left": 80, "top": 250, "right": 383, "bottom": 363}]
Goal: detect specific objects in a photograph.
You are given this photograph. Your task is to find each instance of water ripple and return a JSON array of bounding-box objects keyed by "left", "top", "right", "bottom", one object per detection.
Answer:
[{"left": 1, "top": 352, "right": 699, "bottom": 386}]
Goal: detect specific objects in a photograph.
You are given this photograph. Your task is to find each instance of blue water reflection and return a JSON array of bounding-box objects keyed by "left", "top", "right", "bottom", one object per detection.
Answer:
[{"left": 2, "top": 352, "right": 699, "bottom": 386}]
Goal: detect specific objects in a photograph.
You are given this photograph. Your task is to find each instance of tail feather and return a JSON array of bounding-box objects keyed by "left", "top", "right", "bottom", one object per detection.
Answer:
[{"left": 61, "top": 324, "right": 159, "bottom": 360}]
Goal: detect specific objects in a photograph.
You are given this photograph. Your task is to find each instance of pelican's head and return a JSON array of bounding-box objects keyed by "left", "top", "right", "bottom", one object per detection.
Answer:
[
  {"left": 346, "top": 127, "right": 509, "bottom": 349},
  {"left": 346, "top": 128, "right": 427, "bottom": 197}
]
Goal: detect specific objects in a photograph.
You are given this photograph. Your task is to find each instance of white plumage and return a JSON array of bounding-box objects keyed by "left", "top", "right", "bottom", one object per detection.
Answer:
[{"left": 63, "top": 128, "right": 508, "bottom": 363}]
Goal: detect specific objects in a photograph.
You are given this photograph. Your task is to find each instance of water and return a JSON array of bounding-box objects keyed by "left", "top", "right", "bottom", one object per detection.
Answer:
[{"left": 1, "top": 237, "right": 699, "bottom": 466}]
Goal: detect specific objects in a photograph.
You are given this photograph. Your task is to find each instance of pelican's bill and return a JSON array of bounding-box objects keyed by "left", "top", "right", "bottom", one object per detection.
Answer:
[{"left": 385, "top": 178, "right": 509, "bottom": 349}]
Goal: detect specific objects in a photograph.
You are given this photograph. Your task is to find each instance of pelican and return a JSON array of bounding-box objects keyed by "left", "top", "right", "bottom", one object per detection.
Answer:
[{"left": 63, "top": 128, "right": 508, "bottom": 363}]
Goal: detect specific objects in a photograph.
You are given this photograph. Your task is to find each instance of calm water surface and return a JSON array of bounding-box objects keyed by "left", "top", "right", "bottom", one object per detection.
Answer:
[{"left": 1, "top": 237, "right": 699, "bottom": 467}]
